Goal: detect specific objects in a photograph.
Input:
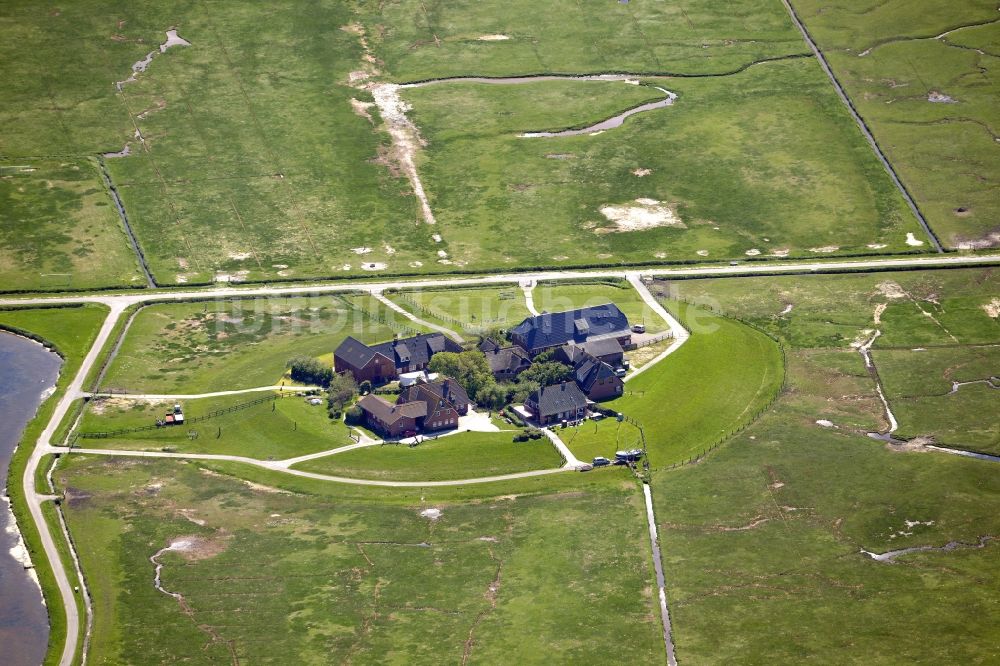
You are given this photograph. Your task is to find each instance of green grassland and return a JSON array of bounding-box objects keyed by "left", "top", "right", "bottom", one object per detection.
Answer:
[
  {"left": 76, "top": 393, "right": 352, "bottom": 459},
  {"left": 535, "top": 279, "right": 668, "bottom": 333},
  {"left": 56, "top": 454, "right": 663, "bottom": 664},
  {"left": 386, "top": 285, "right": 532, "bottom": 338},
  {"left": 402, "top": 58, "right": 928, "bottom": 268},
  {"left": 353, "top": 0, "right": 807, "bottom": 80},
  {"left": 0, "top": 159, "right": 143, "bottom": 291},
  {"left": 100, "top": 295, "right": 429, "bottom": 394},
  {"left": 293, "top": 430, "right": 563, "bottom": 481},
  {"left": 0, "top": 305, "right": 109, "bottom": 666},
  {"left": 652, "top": 380, "right": 1000, "bottom": 663},
  {"left": 562, "top": 418, "right": 644, "bottom": 463},
  {"left": 656, "top": 267, "right": 1000, "bottom": 450},
  {"left": 873, "top": 345, "right": 1000, "bottom": 453},
  {"left": 791, "top": 0, "right": 1000, "bottom": 248},
  {"left": 0, "top": 1, "right": 431, "bottom": 286}
]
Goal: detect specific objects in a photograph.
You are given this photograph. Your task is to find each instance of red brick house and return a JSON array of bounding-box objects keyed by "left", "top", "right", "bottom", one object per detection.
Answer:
[
  {"left": 334, "top": 333, "right": 463, "bottom": 384},
  {"left": 356, "top": 394, "right": 426, "bottom": 438},
  {"left": 572, "top": 354, "right": 624, "bottom": 401},
  {"left": 357, "top": 376, "right": 470, "bottom": 437}
]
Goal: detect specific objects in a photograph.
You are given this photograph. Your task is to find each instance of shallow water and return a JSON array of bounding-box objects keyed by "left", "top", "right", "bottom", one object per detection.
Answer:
[{"left": 0, "top": 332, "right": 61, "bottom": 666}]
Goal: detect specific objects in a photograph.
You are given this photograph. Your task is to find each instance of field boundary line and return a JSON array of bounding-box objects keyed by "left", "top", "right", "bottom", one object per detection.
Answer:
[{"left": 781, "top": 0, "right": 945, "bottom": 253}]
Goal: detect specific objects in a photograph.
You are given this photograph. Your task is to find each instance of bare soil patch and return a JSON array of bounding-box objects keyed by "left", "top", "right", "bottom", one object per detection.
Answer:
[{"left": 597, "top": 198, "right": 685, "bottom": 232}]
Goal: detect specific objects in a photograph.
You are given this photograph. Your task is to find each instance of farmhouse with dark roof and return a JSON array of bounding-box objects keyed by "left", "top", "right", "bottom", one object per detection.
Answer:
[
  {"left": 357, "top": 376, "right": 469, "bottom": 437},
  {"left": 510, "top": 303, "right": 631, "bottom": 356},
  {"left": 334, "top": 332, "right": 462, "bottom": 384},
  {"left": 524, "top": 382, "right": 588, "bottom": 426}
]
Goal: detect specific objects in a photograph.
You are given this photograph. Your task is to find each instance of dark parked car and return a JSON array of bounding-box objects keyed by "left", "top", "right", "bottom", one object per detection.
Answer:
[{"left": 592, "top": 456, "right": 612, "bottom": 467}]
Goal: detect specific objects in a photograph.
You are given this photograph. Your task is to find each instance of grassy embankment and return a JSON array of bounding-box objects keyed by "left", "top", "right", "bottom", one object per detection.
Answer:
[
  {"left": 292, "top": 430, "right": 562, "bottom": 481},
  {"left": 0, "top": 304, "right": 109, "bottom": 666},
  {"left": 792, "top": 0, "right": 1000, "bottom": 248},
  {"left": 56, "top": 454, "right": 662, "bottom": 663}
]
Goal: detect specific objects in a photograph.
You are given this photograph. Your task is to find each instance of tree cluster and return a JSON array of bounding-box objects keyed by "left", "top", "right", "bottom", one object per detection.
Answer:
[{"left": 286, "top": 355, "right": 333, "bottom": 387}]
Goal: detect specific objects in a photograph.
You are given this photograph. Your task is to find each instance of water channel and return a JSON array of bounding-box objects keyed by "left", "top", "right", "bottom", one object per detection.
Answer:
[{"left": 0, "top": 332, "right": 62, "bottom": 666}]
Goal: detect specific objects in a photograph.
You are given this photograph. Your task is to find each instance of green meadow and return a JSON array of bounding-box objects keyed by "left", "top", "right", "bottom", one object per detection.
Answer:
[{"left": 792, "top": 0, "right": 1000, "bottom": 248}]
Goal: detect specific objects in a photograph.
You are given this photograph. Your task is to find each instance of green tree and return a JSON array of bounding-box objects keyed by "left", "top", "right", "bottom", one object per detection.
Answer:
[
  {"left": 287, "top": 355, "right": 333, "bottom": 387},
  {"left": 519, "top": 361, "right": 572, "bottom": 387},
  {"left": 327, "top": 372, "right": 358, "bottom": 417},
  {"left": 430, "top": 350, "right": 498, "bottom": 407}
]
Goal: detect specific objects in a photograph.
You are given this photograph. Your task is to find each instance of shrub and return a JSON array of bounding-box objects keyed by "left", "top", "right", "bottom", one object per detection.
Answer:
[{"left": 344, "top": 405, "right": 364, "bottom": 426}]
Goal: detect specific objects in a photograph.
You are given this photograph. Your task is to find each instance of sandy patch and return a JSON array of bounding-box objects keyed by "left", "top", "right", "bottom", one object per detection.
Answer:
[
  {"left": 745, "top": 248, "right": 761, "bottom": 256},
  {"left": 362, "top": 262, "right": 387, "bottom": 271},
  {"left": 437, "top": 249, "right": 448, "bottom": 258},
  {"left": 874, "top": 302, "right": 888, "bottom": 324},
  {"left": 228, "top": 251, "right": 252, "bottom": 260},
  {"left": 350, "top": 98, "right": 374, "bottom": 123},
  {"left": 780, "top": 304, "right": 793, "bottom": 315},
  {"left": 351, "top": 246, "right": 372, "bottom": 255},
  {"left": 369, "top": 84, "right": 437, "bottom": 227},
  {"left": 876, "top": 281, "right": 906, "bottom": 299},
  {"left": 348, "top": 70, "right": 371, "bottom": 84},
  {"left": 696, "top": 250, "right": 709, "bottom": 257},
  {"left": 631, "top": 168, "right": 652, "bottom": 177},
  {"left": 420, "top": 508, "right": 442, "bottom": 520},
  {"left": 546, "top": 153, "right": 575, "bottom": 160},
  {"left": 177, "top": 257, "right": 189, "bottom": 269},
  {"left": 384, "top": 244, "right": 396, "bottom": 254},
  {"left": 161, "top": 29, "right": 190, "bottom": 52},
  {"left": 867, "top": 243, "right": 887, "bottom": 249},
  {"left": 770, "top": 249, "right": 790, "bottom": 257},
  {"left": 431, "top": 233, "right": 442, "bottom": 243},
  {"left": 983, "top": 298, "right": 1000, "bottom": 319},
  {"left": 808, "top": 245, "right": 839, "bottom": 253},
  {"left": 816, "top": 419, "right": 835, "bottom": 428},
  {"left": 850, "top": 328, "right": 875, "bottom": 349},
  {"left": 927, "top": 91, "right": 957, "bottom": 103},
  {"left": 955, "top": 232, "right": 1000, "bottom": 250},
  {"left": 477, "top": 34, "right": 510, "bottom": 41},
  {"left": 410, "top": 261, "right": 423, "bottom": 268},
  {"left": 175, "top": 274, "right": 188, "bottom": 283},
  {"left": 905, "top": 232, "right": 925, "bottom": 246},
  {"left": 598, "top": 198, "right": 685, "bottom": 232},
  {"left": 654, "top": 251, "right": 667, "bottom": 259}
]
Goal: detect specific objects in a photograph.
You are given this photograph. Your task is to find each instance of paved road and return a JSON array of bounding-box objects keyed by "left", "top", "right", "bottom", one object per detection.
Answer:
[
  {"left": 780, "top": 0, "right": 944, "bottom": 252},
  {"left": 371, "top": 290, "right": 465, "bottom": 343},
  {"left": 68, "top": 447, "right": 570, "bottom": 486},
  {"left": 624, "top": 274, "right": 690, "bottom": 382},
  {"left": 22, "top": 302, "right": 127, "bottom": 666},
  {"left": 2, "top": 255, "right": 995, "bottom": 311},
  {"left": 521, "top": 280, "right": 540, "bottom": 316},
  {"left": 83, "top": 384, "right": 318, "bottom": 401}
]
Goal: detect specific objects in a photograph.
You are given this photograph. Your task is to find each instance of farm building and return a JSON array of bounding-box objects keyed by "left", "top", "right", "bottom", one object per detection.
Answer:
[
  {"left": 511, "top": 304, "right": 631, "bottom": 356},
  {"left": 524, "top": 382, "right": 588, "bottom": 426},
  {"left": 334, "top": 332, "right": 462, "bottom": 384},
  {"left": 357, "top": 376, "right": 469, "bottom": 437},
  {"left": 482, "top": 343, "right": 533, "bottom": 381}
]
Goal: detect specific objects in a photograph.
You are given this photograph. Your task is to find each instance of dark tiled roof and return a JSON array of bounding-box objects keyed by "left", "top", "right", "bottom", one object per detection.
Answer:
[
  {"left": 478, "top": 338, "right": 500, "bottom": 353},
  {"left": 576, "top": 337, "right": 623, "bottom": 359},
  {"left": 530, "top": 382, "right": 587, "bottom": 417},
  {"left": 335, "top": 336, "right": 383, "bottom": 369},
  {"left": 358, "top": 394, "right": 427, "bottom": 424},
  {"left": 398, "top": 376, "right": 470, "bottom": 412},
  {"left": 511, "top": 303, "right": 629, "bottom": 352},
  {"left": 485, "top": 346, "right": 532, "bottom": 375},
  {"left": 574, "top": 356, "right": 619, "bottom": 392},
  {"left": 338, "top": 333, "right": 462, "bottom": 370}
]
